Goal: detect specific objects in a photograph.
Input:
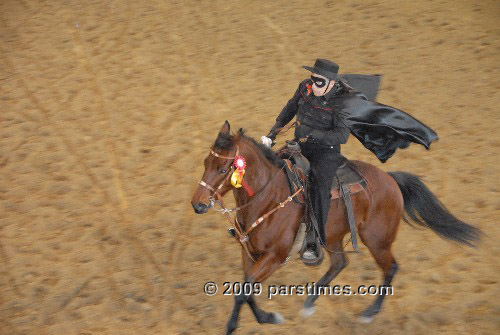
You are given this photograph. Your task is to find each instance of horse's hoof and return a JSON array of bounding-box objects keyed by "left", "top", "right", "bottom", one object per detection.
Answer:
[
  {"left": 271, "top": 312, "right": 285, "bottom": 324},
  {"left": 358, "top": 315, "right": 374, "bottom": 324},
  {"left": 300, "top": 306, "right": 316, "bottom": 318}
]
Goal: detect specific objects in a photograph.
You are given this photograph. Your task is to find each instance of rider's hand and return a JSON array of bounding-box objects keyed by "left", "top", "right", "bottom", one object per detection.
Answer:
[
  {"left": 266, "top": 130, "right": 277, "bottom": 141},
  {"left": 261, "top": 136, "right": 273, "bottom": 148}
]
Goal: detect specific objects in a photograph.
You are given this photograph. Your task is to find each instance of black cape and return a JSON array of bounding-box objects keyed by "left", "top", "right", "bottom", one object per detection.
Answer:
[{"left": 337, "top": 74, "right": 439, "bottom": 163}]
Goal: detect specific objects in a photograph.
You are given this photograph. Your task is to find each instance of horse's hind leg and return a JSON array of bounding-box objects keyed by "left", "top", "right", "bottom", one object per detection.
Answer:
[
  {"left": 358, "top": 215, "right": 399, "bottom": 323},
  {"left": 301, "top": 240, "right": 348, "bottom": 317}
]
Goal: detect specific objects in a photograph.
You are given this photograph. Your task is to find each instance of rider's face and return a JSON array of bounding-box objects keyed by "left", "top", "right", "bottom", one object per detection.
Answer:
[{"left": 311, "top": 73, "right": 335, "bottom": 97}]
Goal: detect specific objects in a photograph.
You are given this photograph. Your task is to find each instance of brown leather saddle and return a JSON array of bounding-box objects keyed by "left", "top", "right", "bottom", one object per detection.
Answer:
[
  {"left": 278, "top": 141, "right": 366, "bottom": 200},
  {"left": 330, "top": 161, "right": 367, "bottom": 199}
]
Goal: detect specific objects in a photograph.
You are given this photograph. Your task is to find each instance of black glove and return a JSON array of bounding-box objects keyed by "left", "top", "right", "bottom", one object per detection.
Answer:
[
  {"left": 267, "top": 122, "right": 282, "bottom": 141},
  {"left": 266, "top": 130, "right": 277, "bottom": 141}
]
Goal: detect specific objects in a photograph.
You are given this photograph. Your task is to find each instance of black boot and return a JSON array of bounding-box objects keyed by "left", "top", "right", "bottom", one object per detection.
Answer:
[
  {"left": 302, "top": 229, "right": 318, "bottom": 259},
  {"left": 300, "top": 228, "right": 324, "bottom": 266}
]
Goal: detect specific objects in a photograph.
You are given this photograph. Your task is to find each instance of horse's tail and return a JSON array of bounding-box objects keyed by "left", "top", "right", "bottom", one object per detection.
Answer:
[{"left": 388, "top": 171, "right": 482, "bottom": 247}]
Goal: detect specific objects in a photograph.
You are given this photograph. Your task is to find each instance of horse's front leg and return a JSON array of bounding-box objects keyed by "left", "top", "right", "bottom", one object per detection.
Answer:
[{"left": 226, "top": 252, "right": 284, "bottom": 335}]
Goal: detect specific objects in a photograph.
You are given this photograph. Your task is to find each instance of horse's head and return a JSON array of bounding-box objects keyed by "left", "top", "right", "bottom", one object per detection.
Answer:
[{"left": 191, "top": 120, "right": 241, "bottom": 214}]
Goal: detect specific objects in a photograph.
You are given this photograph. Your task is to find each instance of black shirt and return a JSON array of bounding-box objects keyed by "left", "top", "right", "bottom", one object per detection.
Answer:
[{"left": 272, "top": 79, "right": 350, "bottom": 148}]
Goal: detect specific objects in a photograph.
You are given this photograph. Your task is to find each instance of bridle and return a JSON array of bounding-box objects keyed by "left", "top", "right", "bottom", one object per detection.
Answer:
[{"left": 198, "top": 146, "right": 240, "bottom": 207}]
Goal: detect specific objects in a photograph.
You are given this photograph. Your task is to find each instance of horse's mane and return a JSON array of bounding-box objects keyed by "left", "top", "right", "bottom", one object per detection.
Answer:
[{"left": 214, "top": 129, "right": 284, "bottom": 168}]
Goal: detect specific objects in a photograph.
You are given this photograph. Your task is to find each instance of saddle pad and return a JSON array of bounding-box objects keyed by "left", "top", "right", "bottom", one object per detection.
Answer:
[
  {"left": 331, "top": 182, "right": 365, "bottom": 199},
  {"left": 283, "top": 159, "right": 306, "bottom": 203}
]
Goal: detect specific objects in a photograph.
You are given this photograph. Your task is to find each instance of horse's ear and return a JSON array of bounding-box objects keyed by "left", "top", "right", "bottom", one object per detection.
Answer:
[{"left": 220, "top": 120, "right": 230, "bottom": 135}]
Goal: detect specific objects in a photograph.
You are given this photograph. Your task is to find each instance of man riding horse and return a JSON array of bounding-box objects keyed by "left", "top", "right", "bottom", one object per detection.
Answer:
[
  {"left": 262, "top": 58, "right": 438, "bottom": 262},
  {"left": 192, "top": 60, "right": 479, "bottom": 334}
]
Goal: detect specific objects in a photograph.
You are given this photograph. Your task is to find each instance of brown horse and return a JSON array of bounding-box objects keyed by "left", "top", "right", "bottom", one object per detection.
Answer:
[{"left": 191, "top": 121, "right": 481, "bottom": 334}]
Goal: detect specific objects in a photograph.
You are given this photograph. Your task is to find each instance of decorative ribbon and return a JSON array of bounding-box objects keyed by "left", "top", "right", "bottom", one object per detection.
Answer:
[{"left": 232, "top": 156, "right": 254, "bottom": 197}]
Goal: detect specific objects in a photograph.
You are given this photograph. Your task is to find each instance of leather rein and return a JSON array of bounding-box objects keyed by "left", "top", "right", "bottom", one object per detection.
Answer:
[{"left": 198, "top": 145, "right": 303, "bottom": 262}]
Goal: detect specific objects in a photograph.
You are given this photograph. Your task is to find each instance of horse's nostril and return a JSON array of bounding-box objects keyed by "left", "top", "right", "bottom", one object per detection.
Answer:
[{"left": 193, "top": 202, "right": 209, "bottom": 214}]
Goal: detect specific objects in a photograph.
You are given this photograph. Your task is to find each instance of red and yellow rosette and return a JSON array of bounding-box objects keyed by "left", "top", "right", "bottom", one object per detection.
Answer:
[{"left": 231, "top": 156, "right": 254, "bottom": 196}]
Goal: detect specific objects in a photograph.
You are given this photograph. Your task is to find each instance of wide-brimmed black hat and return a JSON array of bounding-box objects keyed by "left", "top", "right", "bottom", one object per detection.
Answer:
[{"left": 303, "top": 59, "right": 339, "bottom": 80}]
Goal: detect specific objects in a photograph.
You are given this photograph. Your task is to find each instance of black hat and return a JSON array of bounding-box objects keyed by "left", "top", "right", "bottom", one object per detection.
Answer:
[{"left": 303, "top": 59, "right": 339, "bottom": 80}]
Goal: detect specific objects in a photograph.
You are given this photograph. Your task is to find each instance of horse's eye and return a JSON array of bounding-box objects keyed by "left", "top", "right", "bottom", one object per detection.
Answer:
[{"left": 219, "top": 168, "right": 227, "bottom": 174}]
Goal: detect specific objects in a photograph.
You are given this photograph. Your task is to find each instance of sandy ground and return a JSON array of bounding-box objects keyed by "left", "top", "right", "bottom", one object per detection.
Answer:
[{"left": 0, "top": 0, "right": 499, "bottom": 334}]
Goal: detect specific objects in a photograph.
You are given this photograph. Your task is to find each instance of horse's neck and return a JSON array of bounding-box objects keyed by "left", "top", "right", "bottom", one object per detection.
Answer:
[{"left": 233, "top": 141, "right": 286, "bottom": 213}]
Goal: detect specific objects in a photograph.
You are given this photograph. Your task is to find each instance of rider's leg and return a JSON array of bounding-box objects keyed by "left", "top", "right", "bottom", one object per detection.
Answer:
[{"left": 304, "top": 150, "right": 342, "bottom": 258}]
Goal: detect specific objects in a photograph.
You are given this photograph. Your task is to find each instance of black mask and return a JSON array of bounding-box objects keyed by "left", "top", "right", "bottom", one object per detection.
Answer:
[{"left": 311, "top": 75, "right": 327, "bottom": 88}]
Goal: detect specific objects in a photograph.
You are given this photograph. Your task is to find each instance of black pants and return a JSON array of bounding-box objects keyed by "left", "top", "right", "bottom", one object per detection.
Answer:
[{"left": 299, "top": 142, "right": 343, "bottom": 243}]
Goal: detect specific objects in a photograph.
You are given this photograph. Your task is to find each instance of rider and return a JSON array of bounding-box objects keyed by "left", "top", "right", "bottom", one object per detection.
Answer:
[
  {"left": 262, "top": 59, "right": 349, "bottom": 261},
  {"left": 262, "top": 59, "right": 438, "bottom": 262}
]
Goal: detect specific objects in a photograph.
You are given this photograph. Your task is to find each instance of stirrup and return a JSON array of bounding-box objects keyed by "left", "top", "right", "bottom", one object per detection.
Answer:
[
  {"left": 300, "top": 241, "right": 324, "bottom": 266},
  {"left": 302, "top": 249, "right": 318, "bottom": 260}
]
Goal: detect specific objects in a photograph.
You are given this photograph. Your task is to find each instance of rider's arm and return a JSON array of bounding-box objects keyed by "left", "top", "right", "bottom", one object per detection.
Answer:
[
  {"left": 309, "top": 115, "right": 350, "bottom": 145},
  {"left": 268, "top": 80, "right": 307, "bottom": 139},
  {"left": 322, "top": 119, "right": 350, "bottom": 144}
]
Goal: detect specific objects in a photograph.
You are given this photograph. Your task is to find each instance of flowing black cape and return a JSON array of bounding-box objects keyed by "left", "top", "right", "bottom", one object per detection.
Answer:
[{"left": 337, "top": 74, "right": 439, "bottom": 163}]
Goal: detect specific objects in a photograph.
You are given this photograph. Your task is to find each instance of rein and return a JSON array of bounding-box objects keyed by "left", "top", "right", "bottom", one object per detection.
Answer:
[{"left": 199, "top": 143, "right": 303, "bottom": 262}]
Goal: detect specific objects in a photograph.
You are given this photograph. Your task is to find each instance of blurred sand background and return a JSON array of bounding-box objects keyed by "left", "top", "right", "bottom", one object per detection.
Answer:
[{"left": 0, "top": 0, "right": 499, "bottom": 334}]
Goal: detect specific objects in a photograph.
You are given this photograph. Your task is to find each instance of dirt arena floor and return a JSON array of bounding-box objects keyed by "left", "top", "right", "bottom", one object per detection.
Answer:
[{"left": 1, "top": 0, "right": 499, "bottom": 334}]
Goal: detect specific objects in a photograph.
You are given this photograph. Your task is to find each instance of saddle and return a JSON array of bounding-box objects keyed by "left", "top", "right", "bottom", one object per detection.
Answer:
[{"left": 278, "top": 141, "right": 367, "bottom": 265}]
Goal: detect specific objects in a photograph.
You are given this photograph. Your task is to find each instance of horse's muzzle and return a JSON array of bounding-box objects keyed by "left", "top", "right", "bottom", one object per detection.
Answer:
[{"left": 192, "top": 202, "right": 210, "bottom": 214}]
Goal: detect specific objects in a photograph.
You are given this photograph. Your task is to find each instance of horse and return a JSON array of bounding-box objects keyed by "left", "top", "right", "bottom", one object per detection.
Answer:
[{"left": 191, "top": 120, "right": 481, "bottom": 334}]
